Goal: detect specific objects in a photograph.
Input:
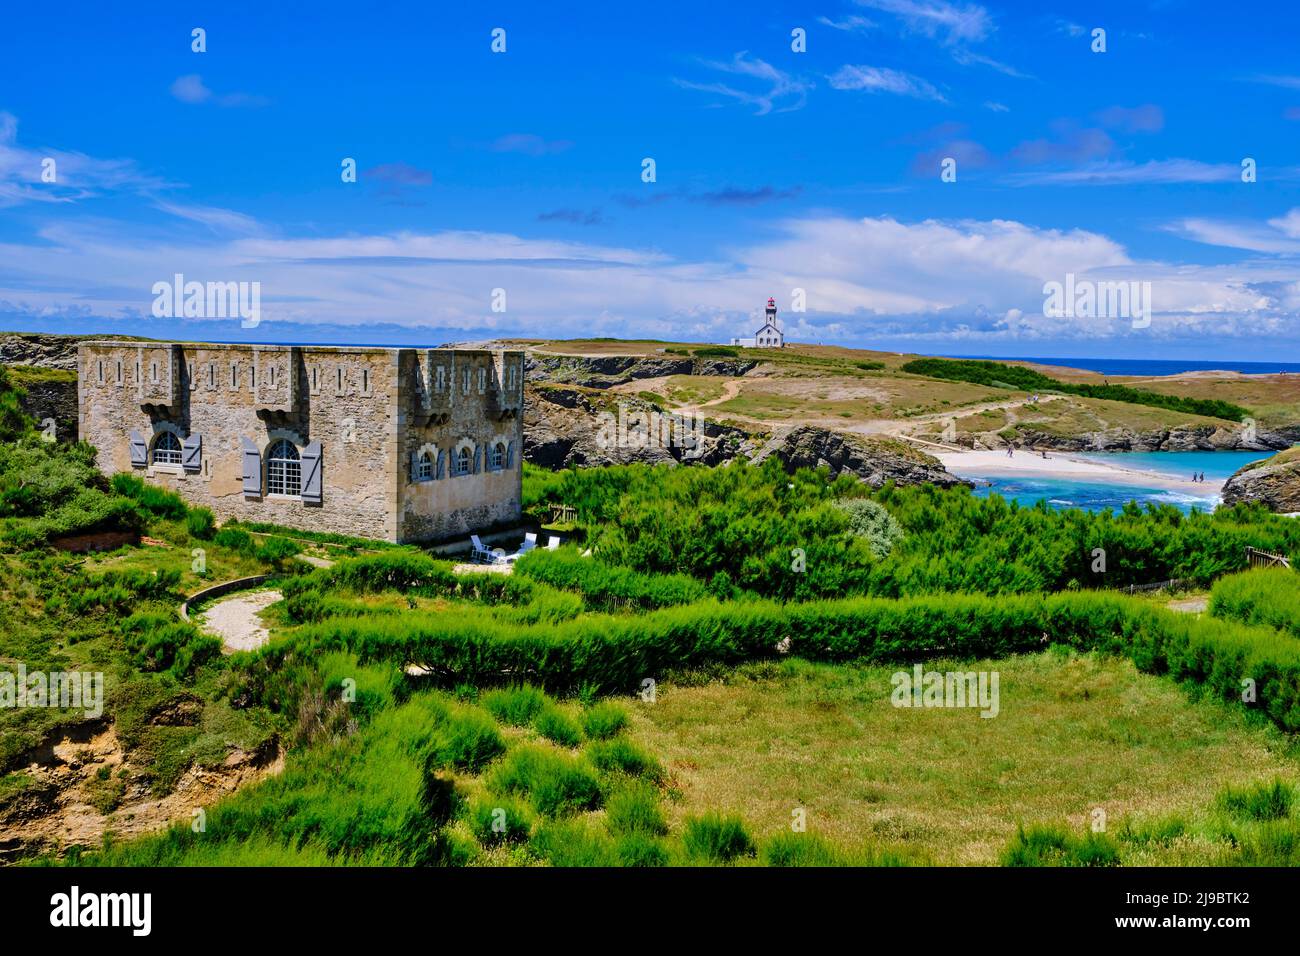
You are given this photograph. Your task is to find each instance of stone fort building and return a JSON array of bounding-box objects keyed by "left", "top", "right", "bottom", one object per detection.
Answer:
[{"left": 77, "top": 342, "right": 524, "bottom": 543}]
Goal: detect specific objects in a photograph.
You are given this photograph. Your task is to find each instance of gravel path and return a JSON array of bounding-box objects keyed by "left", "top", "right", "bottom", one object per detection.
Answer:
[{"left": 198, "top": 589, "right": 283, "bottom": 652}]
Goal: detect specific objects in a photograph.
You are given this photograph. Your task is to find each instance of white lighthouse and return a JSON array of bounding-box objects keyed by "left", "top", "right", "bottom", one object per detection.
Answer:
[{"left": 730, "top": 297, "right": 786, "bottom": 349}]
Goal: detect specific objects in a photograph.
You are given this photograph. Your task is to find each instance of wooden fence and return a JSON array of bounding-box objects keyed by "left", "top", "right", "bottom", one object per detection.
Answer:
[
  {"left": 1246, "top": 546, "right": 1292, "bottom": 570},
  {"left": 549, "top": 504, "right": 578, "bottom": 524}
]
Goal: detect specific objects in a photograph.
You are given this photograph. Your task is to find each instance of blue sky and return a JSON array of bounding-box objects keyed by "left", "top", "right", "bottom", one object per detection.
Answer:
[{"left": 3, "top": 0, "right": 1300, "bottom": 360}]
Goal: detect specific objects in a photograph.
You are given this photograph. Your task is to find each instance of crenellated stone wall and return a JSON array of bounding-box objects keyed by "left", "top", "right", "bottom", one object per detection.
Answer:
[{"left": 77, "top": 341, "right": 523, "bottom": 543}]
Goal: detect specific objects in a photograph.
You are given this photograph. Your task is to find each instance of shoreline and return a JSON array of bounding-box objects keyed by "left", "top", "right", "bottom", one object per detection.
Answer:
[{"left": 935, "top": 449, "right": 1225, "bottom": 495}]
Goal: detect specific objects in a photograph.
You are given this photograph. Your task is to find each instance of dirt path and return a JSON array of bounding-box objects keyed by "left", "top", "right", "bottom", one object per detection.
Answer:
[
  {"left": 197, "top": 589, "right": 283, "bottom": 653},
  {"left": 1167, "top": 596, "right": 1209, "bottom": 614}
]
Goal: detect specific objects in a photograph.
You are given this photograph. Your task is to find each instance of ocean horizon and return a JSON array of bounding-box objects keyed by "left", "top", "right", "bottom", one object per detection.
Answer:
[{"left": 966, "top": 355, "right": 1300, "bottom": 377}]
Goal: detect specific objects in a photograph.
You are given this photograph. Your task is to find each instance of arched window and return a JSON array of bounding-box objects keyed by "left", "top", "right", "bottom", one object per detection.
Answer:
[
  {"left": 491, "top": 442, "right": 505, "bottom": 470},
  {"left": 456, "top": 447, "right": 471, "bottom": 476},
  {"left": 267, "top": 439, "right": 301, "bottom": 496},
  {"left": 417, "top": 451, "right": 433, "bottom": 481},
  {"left": 152, "top": 431, "right": 182, "bottom": 465}
]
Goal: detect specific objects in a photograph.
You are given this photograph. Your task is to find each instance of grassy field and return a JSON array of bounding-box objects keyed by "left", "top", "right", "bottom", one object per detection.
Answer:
[{"left": 630, "top": 652, "right": 1300, "bottom": 865}]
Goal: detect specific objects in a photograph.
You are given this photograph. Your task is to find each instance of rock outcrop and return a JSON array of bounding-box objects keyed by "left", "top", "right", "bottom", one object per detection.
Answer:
[
  {"left": 751, "top": 425, "right": 968, "bottom": 487},
  {"left": 18, "top": 379, "right": 79, "bottom": 442},
  {"left": 523, "top": 385, "right": 762, "bottom": 468},
  {"left": 526, "top": 353, "right": 758, "bottom": 389},
  {"left": 1221, "top": 449, "right": 1300, "bottom": 512},
  {"left": 524, "top": 385, "right": 967, "bottom": 487},
  {"left": 1017, "top": 425, "right": 1293, "bottom": 453},
  {"left": 0, "top": 333, "right": 83, "bottom": 370}
]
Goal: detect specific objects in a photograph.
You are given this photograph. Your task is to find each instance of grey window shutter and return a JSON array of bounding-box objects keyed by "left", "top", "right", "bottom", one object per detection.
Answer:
[
  {"left": 410, "top": 450, "right": 420, "bottom": 483},
  {"left": 436, "top": 450, "right": 445, "bottom": 479},
  {"left": 129, "top": 430, "right": 147, "bottom": 467},
  {"left": 301, "top": 441, "right": 323, "bottom": 503},
  {"left": 241, "top": 437, "right": 262, "bottom": 497},
  {"left": 473, "top": 445, "right": 482, "bottom": 474},
  {"left": 182, "top": 434, "right": 202, "bottom": 472},
  {"left": 506, "top": 441, "right": 515, "bottom": 469}
]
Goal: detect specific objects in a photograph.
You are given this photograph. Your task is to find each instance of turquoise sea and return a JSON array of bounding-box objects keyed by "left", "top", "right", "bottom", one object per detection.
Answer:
[{"left": 962, "top": 450, "right": 1279, "bottom": 513}]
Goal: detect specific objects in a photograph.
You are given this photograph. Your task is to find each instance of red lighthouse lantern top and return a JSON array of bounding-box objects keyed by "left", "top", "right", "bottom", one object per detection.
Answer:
[{"left": 767, "top": 297, "right": 776, "bottom": 307}]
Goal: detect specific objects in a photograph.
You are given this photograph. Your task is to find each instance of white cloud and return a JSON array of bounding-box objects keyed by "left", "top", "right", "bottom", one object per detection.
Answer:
[
  {"left": 1, "top": 210, "right": 1296, "bottom": 349},
  {"left": 818, "top": 14, "right": 877, "bottom": 32},
  {"left": 1007, "top": 159, "right": 1243, "bottom": 186},
  {"left": 169, "top": 74, "right": 268, "bottom": 108},
  {"left": 0, "top": 110, "right": 174, "bottom": 208},
  {"left": 1169, "top": 208, "right": 1300, "bottom": 254},
  {"left": 152, "top": 201, "right": 263, "bottom": 236},
  {"left": 828, "top": 65, "right": 947, "bottom": 101},
  {"left": 674, "top": 52, "right": 813, "bottom": 115},
  {"left": 855, "top": 0, "right": 994, "bottom": 45}
]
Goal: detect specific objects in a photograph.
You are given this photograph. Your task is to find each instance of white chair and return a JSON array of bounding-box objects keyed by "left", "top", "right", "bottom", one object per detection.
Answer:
[
  {"left": 546, "top": 536, "right": 561, "bottom": 550},
  {"left": 520, "top": 532, "right": 538, "bottom": 554},
  {"left": 470, "top": 534, "right": 498, "bottom": 564}
]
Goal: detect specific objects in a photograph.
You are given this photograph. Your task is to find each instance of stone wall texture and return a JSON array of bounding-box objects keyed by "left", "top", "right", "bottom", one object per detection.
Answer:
[{"left": 78, "top": 342, "right": 524, "bottom": 543}]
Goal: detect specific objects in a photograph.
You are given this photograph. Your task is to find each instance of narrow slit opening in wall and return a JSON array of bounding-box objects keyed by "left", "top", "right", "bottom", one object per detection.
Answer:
[
  {"left": 362, "top": 369, "right": 369, "bottom": 392},
  {"left": 337, "top": 368, "right": 342, "bottom": 390},
  {"left": 312, "top": 367, "right": 317, "bottom": 390},
  {"left": 116, "top": 361, "right": 122, "bottom": 383}
]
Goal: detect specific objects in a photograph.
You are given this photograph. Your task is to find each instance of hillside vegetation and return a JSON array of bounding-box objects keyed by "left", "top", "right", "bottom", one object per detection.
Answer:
[{"left": 901, "top": 358, "right": 1250, "bottom": 422}]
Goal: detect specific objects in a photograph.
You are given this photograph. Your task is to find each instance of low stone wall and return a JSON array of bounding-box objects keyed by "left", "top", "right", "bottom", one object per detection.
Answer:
[
  {"left": 179, "top": 574, "right": 271, "bottom": 620},
  {"left": 18, "top": 379, "right": 78, "bottom": 442},
  {"left": 50, "top": 529, "right": 139, "bottom": 553}
]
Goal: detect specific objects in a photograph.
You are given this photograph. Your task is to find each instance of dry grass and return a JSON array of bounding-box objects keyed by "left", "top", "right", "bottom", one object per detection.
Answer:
[{"left": 628, "top": 652, "right": 1300, "bottom": 865}]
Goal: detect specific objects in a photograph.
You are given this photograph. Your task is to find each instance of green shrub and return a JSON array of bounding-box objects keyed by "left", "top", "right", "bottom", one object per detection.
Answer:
[
  {"left": 1000, "top": 825, "right": 1120, "bottom": 867},
  {"left": 482, "top": 686, "right": 549, "bottom": 726},
  {"left": 516, "top": 548, "right": 707, "bottom": 611},
  {"left": 582, "top": 701, "right": 629, "bottom": 740},
  {"left": 534, "top": 705, "right": 582, "bottom": 747},
  {"left": 530, "top": 818, "right": 618, "bottom": 866},
  {"left": 110, "top": 472, "right": 188, "bottom": 520},
  {"left": 488, "top": 745, "right": 602, "bottom": 816},
  {"left": 1210, "top": 569, "right": 1300, "bottom": 636},
  {"left": 586, "top": 738, "right": 662, "bottom": 781},
  {"left": 119, "top": 612, "right": 221, "bottom": 679},
  {"left": 185, "top": 507, "right": 216, "bottom": 541},
  {"left": 837, "top": 498, "right": 905, "bottom": 559},
  {"left": 469, "top": 795, "right": 533, "bottom": 846},
  {"left": 615, "top": 832, "right": 668, "bottom": 866},
  {"left": 1216, "top": 779, "right": 1296, "bottom": 822},
  {"left": 213, "top": 527, "right": 255, "bottom": 555},
  {"left": 255, "top": 535, "right": 301, "bottom": 567},
  {"left": 683, "top": 812, "right": 755, "bottom": 863},
  {"left": 1227, "top": 821, "right": 1300, "bottom": 865},
  {"left": 605, "top": 781, "right": 667, "bottom": 837},
  {"left": 429, "top": 708, "right": 505, "bottom": 773},
  {"left": 762, "top": 832, "right": 847, "bottom": 866},
  {"left": 901, "top": 358, "right": 1249, "bottom": 421}
]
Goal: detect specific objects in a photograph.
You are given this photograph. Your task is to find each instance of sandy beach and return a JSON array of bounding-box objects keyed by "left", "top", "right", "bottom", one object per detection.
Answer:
[{"left": 936, "top": 450, "right": 1222, "bottom": 494}]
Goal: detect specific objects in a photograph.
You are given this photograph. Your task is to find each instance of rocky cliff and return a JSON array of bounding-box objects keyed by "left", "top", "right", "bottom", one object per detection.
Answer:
[
  {"left": 0, "top": 333, "right": 84, "bottom": 370},
  {"left": 524, "top": 383, "right": 966, "bottom": 487},
  {"left": 1221, "top": 448, "right": 1300, "bottom": 512},
  {"left": 526, "top": 353, "right": 758, "bottom": 389},
  {"left": 523, "top": 384, "right": 763, "bottom": 468},
  {"left": 751, "top": 425, "right": 967, "bottom": 488},
  {"left": 1016, "top": 424, "right": 1294, "bottom": 453}
]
